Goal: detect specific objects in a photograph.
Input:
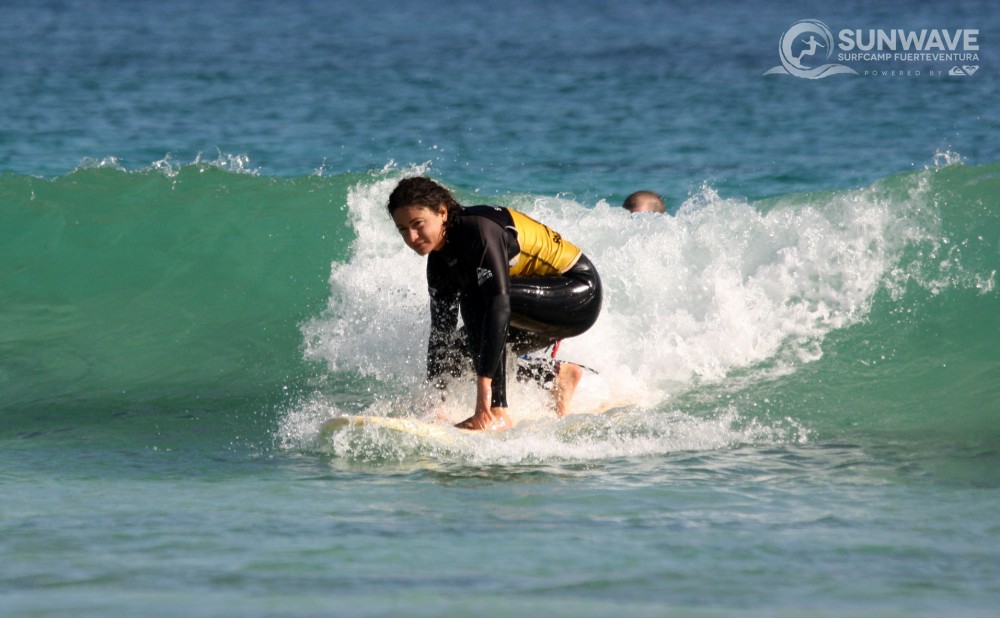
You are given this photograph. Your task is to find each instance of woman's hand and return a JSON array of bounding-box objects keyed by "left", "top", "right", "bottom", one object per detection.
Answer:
[
  {"left": 455, "top": 376, "right": 512, "bottom": 431},
  {"left": 456, "top": 407, "right": 512, "bottom": 431}
]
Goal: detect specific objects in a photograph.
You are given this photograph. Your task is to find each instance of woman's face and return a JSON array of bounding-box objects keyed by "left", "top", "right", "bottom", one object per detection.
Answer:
[{"left": 391, "top": 204, "right": 449, "bottom": 256}]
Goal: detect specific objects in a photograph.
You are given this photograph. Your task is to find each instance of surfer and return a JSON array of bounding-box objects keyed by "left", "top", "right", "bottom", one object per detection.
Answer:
[
  {"left": 388, "top": 177, "right": 603, "bottom": 431},
  {"left": 794, "top": 35, "right": 825, "bottom": 64},
  {"left": 622, "top": 190, "right": 666, "bottom": 214}
]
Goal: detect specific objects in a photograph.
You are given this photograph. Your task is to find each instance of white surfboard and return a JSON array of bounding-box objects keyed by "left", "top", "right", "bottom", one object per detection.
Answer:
[
  {"left": 319, "top": 397, "right": 640, "bottom": 446},
  {"left": 319, "top": 415, "right": 475, "bottom": 446}
]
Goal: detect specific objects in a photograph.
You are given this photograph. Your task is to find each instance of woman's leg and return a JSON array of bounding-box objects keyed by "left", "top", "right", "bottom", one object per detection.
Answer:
[{"left": 508, "top": 255, "right": 602, "bottom": 416}]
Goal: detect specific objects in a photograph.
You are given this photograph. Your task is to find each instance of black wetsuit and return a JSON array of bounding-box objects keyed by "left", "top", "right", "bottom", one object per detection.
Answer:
[{"left": 426, "top": 206, "right": 602, "bottom": 408}]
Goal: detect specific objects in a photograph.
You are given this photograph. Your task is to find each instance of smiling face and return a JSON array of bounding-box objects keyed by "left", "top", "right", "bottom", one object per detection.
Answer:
[{"left": 391, "top": 204, "right": 449, "bottom": 256}]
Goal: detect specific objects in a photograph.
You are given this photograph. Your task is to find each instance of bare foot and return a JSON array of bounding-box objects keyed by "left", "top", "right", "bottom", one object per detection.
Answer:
[
  {"left": 455, "top": 407, "right": 513, "bottom": 431},
  {"left": 553, "top": 362, "right": 584, "bottom": 418}
]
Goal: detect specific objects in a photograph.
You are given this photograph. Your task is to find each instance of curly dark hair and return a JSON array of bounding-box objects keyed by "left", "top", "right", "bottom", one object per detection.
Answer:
[{"left": 386, "top": 176, "right": 463, "bottom": 218}]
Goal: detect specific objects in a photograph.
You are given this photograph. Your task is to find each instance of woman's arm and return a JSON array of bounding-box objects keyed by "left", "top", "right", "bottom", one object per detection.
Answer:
[
  {"left": 426, "top": 255, "right": 460, "bottom": 384},
  {"left": 469, "top": 221, "right": 513, "bottom": 382}
]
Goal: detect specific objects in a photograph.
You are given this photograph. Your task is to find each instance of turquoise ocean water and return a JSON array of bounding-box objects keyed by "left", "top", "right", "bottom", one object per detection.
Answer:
[{"left": 2, "top": 1, "right": 999, "bottom": 615}]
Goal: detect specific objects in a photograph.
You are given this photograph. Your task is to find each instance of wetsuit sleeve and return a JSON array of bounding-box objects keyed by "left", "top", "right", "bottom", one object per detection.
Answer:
[
  {"left": 426, "top": 254, "right": 460, "bottom": 382},
  {"left": 466, "top": 218, "right": 512, "bottom": 379}
]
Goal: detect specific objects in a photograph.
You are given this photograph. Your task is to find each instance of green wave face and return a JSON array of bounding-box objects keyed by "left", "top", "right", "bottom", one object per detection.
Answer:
[{"left": 1, "top": 166, "right": 356, "bottom": 413}]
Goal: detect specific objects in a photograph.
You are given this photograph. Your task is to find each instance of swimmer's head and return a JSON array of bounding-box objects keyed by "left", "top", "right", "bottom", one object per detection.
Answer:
[{"left": 622, "top": 190, "right": 666, "bottom": 214}]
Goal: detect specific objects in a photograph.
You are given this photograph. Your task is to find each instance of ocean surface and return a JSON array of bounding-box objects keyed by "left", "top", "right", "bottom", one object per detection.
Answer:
[{"left": 2, "top": 0, "right": 999, "bottom": 615}]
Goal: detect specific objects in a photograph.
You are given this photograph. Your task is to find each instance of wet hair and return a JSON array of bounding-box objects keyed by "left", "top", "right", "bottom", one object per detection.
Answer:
[
  {"left": 622, "top": 190, "right": 666, "bottom": 213},
  {"left": 387, "top": 176, "right": 463, "bottom": 218}
]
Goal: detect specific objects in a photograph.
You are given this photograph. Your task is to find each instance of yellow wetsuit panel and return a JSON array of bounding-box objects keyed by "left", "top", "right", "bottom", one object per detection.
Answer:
[{"left": 507, "top": 209, "right": 582, "bottom": 277}]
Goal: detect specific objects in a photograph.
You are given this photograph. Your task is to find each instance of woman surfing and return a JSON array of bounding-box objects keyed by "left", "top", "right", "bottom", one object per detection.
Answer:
[{"left": 387, "top": 177, "right": 602, "bottom": 431}]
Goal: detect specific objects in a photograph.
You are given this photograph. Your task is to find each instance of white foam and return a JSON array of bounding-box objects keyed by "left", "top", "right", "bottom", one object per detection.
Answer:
[
  {"left": 302, "top": 166, "right": 432, "bottom": 382},
  {"left": 289, "top": 166, "right": 931, "bottom": 461},
  {"left": 509, "top": 182, "right": 917, "bottom": 392},
  {"left": 305, "top": 405, "right": 809, "bottom": 466}
]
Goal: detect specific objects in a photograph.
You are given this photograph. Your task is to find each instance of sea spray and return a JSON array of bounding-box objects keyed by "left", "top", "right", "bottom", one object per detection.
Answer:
[
  {"left": 302, "top": 167, "right": 928, "bottom": 393},
  {"left": 288, "top": 162, "right": 988, "bottom": 460}
]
